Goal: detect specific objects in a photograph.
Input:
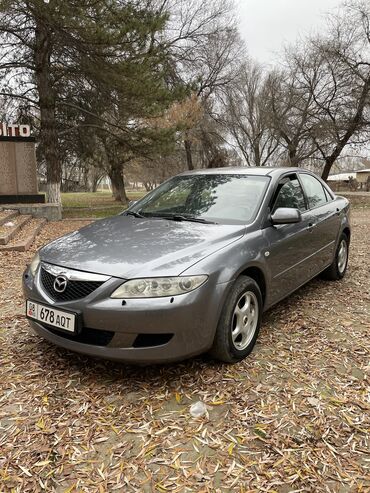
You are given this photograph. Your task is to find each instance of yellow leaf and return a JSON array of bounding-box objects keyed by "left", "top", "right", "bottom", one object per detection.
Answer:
[
  {"left": 211, "top": 400, "right": 225, "bottom": 406},
  {"left": 42, "top": 396, "right": 49, "bottom": 405},
  {"left": 344, "top": 414, "right": 354, "bottom": 426},
  {"left": 329, "top": 397, "right": 346, "bottom": 406},
  {"left": 228, "top": 442, "right": 235, "bottom": 455},
  {"left": 35, "top": 460, "right": 50, "bottom": 467},
  {"left": 145, "top": 445, "right": 157, "bottom": 457},
  {"left": 36, "top": 417, "right": 45, "bottom": 430},
  {"left": 63, "top": 484, "right": 76, "bottom": 493},
  {"left": 111, "top": 425, "right": 120, "bottom": 435},
  {"left": 156, "top": 484, "right": 168, "bottom": 492},
  {"left": 175, "top": 392, "right": 181, "bottom": 404},
  {"left": 254, "top": 427, "right": 267, "bottom": 439},
  {"left": 273, "top": 458, "right": 284, "bottom": 468}
]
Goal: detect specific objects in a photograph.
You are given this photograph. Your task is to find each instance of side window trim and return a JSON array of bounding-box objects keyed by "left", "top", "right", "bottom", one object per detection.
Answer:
[
  {"left": 269, "top": 173, "right": 294, "bottom": 211},
  {"left": 323, "top": 183, "right": 335, "bottom": 201},
  {"left": 271, "top": 177, "right": 289, "bottom": 213},
  {"left": 296, "top": 173, "right": 309, "bottom": 211}
]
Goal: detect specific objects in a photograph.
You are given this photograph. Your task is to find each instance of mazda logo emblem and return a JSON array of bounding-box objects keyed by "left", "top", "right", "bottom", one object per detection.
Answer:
[{"left": 53, "top": 275, "right": 68, "bottom": 293}]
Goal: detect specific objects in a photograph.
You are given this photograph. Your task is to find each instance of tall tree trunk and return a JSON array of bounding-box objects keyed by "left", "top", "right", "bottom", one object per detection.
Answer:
[
  {"left": 253, "top": 142, "right": 261, "bottom": 166},
  {"left": 288, "top": 145, "right": 299, "bottom": 166},
  {"left": 321, "top": 77, "right": 370, "bottom": 182},
  {"left": 34, "top": 18, "right": 61, "bottom": 204},
  {"left": 91, "top": 172, "right": 102, "bottom": 193},
  {"left": 184, "top": 136, "right": 194, "bottom": 170},
  {"left": 111, "top": 181, "right": 119, "bottom": 200},
  {"left": 109, "top": 166, "right": 128, "bottom": 204},
  {"left": 321, "top": 158, "right": 336, "bottom": 182}
]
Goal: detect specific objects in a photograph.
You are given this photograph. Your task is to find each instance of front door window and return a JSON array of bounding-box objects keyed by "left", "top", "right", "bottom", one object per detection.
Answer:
[{"left": 273, "top": 177, "right": 307, "bottom": 212}]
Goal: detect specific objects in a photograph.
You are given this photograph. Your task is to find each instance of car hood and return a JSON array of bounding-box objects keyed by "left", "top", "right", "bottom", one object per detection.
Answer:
[{"left": 40, "top": 215, "right": 245, "bottom": 278}]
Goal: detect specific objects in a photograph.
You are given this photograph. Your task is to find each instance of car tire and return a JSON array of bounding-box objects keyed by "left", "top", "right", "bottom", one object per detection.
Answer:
[
  {"left": 209, "top": 276, "right": 263, "bottom": 363},
  {"left": 321, "top": 232, "right": 349, "bottom": 281}
]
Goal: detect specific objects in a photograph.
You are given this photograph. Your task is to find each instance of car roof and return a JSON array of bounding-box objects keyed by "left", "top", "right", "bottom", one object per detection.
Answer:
[{"left": 179, "top": 166, "right": 306, "bottom": 177}]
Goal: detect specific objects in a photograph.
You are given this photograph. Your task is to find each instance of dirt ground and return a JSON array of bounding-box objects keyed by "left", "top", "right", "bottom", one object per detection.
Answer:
[{"left": 0, "top": 209, "right": 369, "bottom": 492}]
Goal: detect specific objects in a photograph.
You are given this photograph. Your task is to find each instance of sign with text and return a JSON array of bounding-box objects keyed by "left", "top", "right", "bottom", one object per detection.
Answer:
[{"left": 0, "top": 123, "right": 35, "bottom": 141}]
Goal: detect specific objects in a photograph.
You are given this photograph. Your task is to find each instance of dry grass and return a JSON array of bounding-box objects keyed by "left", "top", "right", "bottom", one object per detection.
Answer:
[{"left": 0, "top": 210, "right": 369, "bottom": 492}]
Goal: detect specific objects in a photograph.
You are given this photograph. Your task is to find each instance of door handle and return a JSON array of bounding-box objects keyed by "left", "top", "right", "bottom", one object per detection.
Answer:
[
  {"left": 307, "top": 222, "right": 316, "bottom": 232},
  {"left": 336, "top": 207, "right": 340, "bottom": 216}
]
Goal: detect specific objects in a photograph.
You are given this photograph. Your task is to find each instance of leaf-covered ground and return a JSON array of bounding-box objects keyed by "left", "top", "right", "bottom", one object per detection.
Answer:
[{"left": 0, "top": 209, "right": 369, "bottom": 492}]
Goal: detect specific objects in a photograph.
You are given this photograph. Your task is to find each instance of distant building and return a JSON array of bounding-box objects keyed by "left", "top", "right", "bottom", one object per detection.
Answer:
[
  {"left": 356, "top": 169, "right": 370, "bottom": 189},
  {"left": 327, "top": 169, "right": 370, "bottom": 191},
  {"left": 327, "top": 172, "right": 357, "bottom": 182},
  {"left": 327, "top": 172, "right": 357, "bottom": 191}
]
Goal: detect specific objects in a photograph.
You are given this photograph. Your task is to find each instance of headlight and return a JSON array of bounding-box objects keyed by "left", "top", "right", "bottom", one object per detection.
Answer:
[
  {"left": 110, "top": 275, "right": 208, "bottom": 299},
  {"left": 29, "top": 252, "right": 40, "bottom": 277}
]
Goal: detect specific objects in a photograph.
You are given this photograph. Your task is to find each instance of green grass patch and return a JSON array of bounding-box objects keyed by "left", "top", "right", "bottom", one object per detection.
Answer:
[
  {"left": 61, "top": 190, "right": 146, "bottom": 219},
  {"left": 63, "top": 206, "right": 126, "bottom": 219},
  {"left": 61, "top": 190, "right": 146, "bottom": 209}
]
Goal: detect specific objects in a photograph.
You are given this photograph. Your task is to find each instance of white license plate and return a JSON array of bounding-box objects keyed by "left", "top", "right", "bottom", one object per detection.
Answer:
[{"left": 26, "top": 300, "right": 76, "bottom": 333}]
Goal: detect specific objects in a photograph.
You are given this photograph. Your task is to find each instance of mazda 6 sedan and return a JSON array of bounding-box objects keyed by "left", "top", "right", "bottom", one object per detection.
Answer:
[{"left": 23, "top": 167, "right": 350, "bottom": 363}]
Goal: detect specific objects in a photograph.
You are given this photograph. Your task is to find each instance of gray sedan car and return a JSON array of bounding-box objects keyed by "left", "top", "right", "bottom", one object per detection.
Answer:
[{"left": 23, "top": 167, "right": 350, "bottom": 363}]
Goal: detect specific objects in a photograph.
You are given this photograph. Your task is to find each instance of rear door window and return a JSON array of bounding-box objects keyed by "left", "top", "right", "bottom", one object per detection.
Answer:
[{"left": 299, "top": 174, "right": 328, "bottom": 209}]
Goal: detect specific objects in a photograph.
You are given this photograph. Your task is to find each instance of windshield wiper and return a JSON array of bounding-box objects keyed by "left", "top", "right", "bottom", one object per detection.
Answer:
[
  {"left": 170, "top": 214, "right": 217, "bottom": 224},
  {"left": 135, "top": 212, "right": 216, "bottom": 224},
  {"left": 125, "top": 211, "right": 144, "bottom": 218}
]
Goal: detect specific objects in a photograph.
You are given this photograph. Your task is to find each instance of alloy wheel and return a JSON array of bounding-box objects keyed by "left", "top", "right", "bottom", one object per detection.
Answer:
[
  {"left": 337, "top": 239, "right": 348, "bottom": 274},
  {"left": 231, "top": 291, "right": 259, "bottom": 350}
]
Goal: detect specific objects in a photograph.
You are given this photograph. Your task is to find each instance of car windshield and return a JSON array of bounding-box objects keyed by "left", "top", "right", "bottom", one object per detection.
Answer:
[{"left": 130, "top": 174, "right": 270, "bottom": 225}]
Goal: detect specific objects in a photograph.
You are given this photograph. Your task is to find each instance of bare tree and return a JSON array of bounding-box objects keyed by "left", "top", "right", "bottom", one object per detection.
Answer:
[
  {"left": 160, "top": 0, "right": 243, "bottom": 170},
  {"left": 308, "top": 0, "right": 370, "bottom": 180},
  {"left": 258, "top": 1, "right": 369, "bottom": 177},
  {"left": 221, "top": 61, "right": 280, "bottom": 166},
  {"left": 264, "top": 57, "right": 319, "bottom": 167}
]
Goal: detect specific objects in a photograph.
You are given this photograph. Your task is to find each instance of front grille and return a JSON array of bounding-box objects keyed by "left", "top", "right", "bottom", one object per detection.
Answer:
[{"left": 40, "top": 268, "right": 104, "bottom": 302}]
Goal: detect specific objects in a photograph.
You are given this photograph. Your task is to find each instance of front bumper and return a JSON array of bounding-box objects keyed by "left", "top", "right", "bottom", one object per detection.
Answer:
[{"left": 23, "top": 266, "right": 231, "bottom": 363}]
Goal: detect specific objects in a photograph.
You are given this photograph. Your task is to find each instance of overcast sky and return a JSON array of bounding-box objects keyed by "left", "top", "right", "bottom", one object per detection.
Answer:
[{"left": 235, "top": 0, "right": 343, "bottom": 65}]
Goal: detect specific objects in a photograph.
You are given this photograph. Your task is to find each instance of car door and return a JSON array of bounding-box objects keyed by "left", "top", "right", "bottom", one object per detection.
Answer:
[
  {"left": 263, "top": 174, "right": 314, "bottom": 304},
  {"left": 298, "top": 173, "right": 341, "bottom": 276}
]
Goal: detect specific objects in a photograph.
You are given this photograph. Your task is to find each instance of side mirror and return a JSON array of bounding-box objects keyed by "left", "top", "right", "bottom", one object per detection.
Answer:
[{"left": 271, "top": 207, "right": 302, "bottom": 225}]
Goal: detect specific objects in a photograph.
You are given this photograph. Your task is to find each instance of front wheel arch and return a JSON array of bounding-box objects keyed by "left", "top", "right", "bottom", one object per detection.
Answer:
[
  {"left": 343, "top": 227, "right": 351, "bottom": 244},
  {"left": 238, "top": 266, "right": 267, "bottom": 308}
]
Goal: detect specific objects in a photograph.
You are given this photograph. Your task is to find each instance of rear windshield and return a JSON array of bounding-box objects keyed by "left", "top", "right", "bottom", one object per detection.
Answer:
[{"left": 131, "top": 174, "right": 270, "bottom": 224}]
